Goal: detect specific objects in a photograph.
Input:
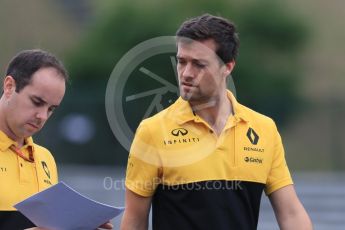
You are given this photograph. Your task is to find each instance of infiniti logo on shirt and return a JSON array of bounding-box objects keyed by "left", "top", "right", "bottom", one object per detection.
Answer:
[
  {"left": 164, "top": 128, "right": 199, "bottom": 145},
  {"left": 171, "top": 128, "right": 188, "bottom": 136}
]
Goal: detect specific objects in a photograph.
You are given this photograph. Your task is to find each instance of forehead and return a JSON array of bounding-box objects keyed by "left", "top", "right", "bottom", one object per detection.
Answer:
[
  {"left": 177, "top": 39, "right": 218, "bottom": 60},
  {"left": 28, "top": 67, "right": 65, "bottom": 87},
  {"left": 22, "top": 67, "right": 66, "bottom": 104}
]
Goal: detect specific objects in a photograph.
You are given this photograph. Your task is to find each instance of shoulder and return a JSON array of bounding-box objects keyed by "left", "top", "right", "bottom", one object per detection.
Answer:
[
  {"left": 229, "top": 90, "right": 276, "bottom": 129},
  {"left": 138, "top": 100, "right": 180, "bottom": 130},
  {"left": 237, "top": 102, "right": 278, "bottom": 134},
  {"left": 243, "top": 104, "right": 275, "bottom": 124},
  {"left": 33, "top": 142, "right": 59, "bottom": 185},
  {"left": 33, "top": 143, "right": 52, "bottom": 155},
  {"left": 33, "top": 143, "right": 56, "bottom": 164}
]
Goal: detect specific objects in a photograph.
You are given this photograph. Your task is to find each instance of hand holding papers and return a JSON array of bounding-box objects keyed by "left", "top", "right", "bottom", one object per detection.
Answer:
[{"left": 15, "top": 182, "right": 124, "bottom": 230}]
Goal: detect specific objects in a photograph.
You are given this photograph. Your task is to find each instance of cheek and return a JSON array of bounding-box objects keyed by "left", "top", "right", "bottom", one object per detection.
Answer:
[
  {"left": 6, "top": 113, "right": 22, "bottom": 131},
  {"left": 177, "top": 69, "right": 184, "bottom": 81},
  {"left": 200, "top": 72, "right": 215, "bottom": 86},
  {"left": 7, "top": 102, "right": 21, "bottom": 120},
  {"left": 12, "top": 106, "right": 36, "bottom": 124},
  {"left": 200, "top": 77, "right": 219, "bottom": 94},
  {"left": 177, "top": 73, "right": 182, "bottom": 83}
]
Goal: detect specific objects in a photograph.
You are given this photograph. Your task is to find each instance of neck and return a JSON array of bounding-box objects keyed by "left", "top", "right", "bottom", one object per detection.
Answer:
[{"left": 190, "top": 91, "right": 233, "bottom": 135}]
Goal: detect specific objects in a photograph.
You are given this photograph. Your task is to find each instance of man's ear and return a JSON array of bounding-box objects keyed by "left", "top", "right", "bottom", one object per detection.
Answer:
[
  {"left": 224, "top": 60, "right": 236, "bottom": 76},
  {"left": 3, "top": 76, "right": 16, "bottom": 98}
]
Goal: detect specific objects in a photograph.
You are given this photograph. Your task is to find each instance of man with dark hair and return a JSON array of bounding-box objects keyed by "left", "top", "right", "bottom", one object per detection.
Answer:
[
  {"left": 0, "top": 50, "right": 112, "bottom": 230},
  {"left": 121, "top": 14, "right": 312, "bottom": 229},
  {"left": 5, "top": 50, "right": 69, "bottom": 93},
  {"left": 176, "top": 14, "right": 239, "bottom": 63}
]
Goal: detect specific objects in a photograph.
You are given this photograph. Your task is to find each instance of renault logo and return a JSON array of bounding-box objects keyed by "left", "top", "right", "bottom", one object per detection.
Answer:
[
  {"left": 41, "top": 161, "right": 51, "bottom": 179},
  {"left": 246, "top": 128, "right": 259, "bottom": 145},
  {"left": 171, "top": 128, "right": 188, "bottom": 136}
]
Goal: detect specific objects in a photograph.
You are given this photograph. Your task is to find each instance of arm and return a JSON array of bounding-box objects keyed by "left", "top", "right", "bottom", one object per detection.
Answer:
[
  {"left": 269, "top": 185, "right": 312, "bottom": 230},
  {"left": 120, "top": 188, "right": 152, "bottom": 230},
  {"left": 98, "top": 221, "right": 114, "bottom": 229}
]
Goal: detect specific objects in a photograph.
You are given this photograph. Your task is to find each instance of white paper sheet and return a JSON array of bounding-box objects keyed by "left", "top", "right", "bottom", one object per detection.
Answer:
[{"left": 14, "top": 181, "right": 124, "bottom": 230}]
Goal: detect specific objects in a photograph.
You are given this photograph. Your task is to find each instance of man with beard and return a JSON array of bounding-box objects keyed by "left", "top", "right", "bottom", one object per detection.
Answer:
[{"left": 121, "top": 14, "right": 312, "bottom": 230}]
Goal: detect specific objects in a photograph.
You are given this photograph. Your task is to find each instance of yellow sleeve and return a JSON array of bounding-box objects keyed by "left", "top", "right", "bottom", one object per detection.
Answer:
[
  {"left": 125, "top": 122, "right": 162, "bottom": 197},
  {"left": 265, "top": 124, "right": 293, "bottom": 195}
]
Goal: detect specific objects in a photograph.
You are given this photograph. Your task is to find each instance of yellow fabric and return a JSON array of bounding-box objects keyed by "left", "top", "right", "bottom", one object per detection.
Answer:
[
  {"left": 125, "top": 91, "right": 293, "bottom": 197},
  {"left": 0, "top": 131, "right": 58, "bottom": 210}
]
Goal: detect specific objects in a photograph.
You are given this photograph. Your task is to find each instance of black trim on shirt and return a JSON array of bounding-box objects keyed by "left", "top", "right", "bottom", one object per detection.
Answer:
[
  {"left": 152, "top": 180, "right": 265, "bottom": 230},
  {"left": 0, "top": 211, "right": 35, "bottom": 230}
]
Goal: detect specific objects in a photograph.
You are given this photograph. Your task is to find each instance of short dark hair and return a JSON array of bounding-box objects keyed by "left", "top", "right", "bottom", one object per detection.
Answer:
[
  {"left": 5, "top": 49, "right": 69, "bottom": 92},
  {"left": 176, "top": 14, "right": 240, "bottom": 63}
]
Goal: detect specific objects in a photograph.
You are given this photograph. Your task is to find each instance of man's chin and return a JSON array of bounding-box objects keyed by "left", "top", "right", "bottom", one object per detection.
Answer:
[
  {"left": 23, "top": 129, "right": 40, "bottom": 138},
  {"left": 181, "top": 92, "right": 196, "bottom": 101}
]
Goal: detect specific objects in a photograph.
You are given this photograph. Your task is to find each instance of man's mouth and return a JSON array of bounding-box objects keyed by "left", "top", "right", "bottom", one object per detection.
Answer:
[
  {"left": 181, "top": 82, "right": 195, "bottom": 87},
  {"left": 27, "top": 123, "right": 39, "bottom": 129}
]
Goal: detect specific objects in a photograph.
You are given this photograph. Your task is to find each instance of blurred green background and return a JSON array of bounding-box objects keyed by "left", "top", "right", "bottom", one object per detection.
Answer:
[{"left": 1, "top": 0, "right": 344, "bottom": 170}]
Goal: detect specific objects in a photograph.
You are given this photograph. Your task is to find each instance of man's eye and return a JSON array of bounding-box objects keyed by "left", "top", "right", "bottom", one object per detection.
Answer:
[
  {"left": 177, "top": 59, "right": 186, "bottom": 64},
  {"left": 32, "top": 100, "right": 42, "bottom": 106},
  {"left": 195, "top": 63, "right": 206, "bottom": 68}
]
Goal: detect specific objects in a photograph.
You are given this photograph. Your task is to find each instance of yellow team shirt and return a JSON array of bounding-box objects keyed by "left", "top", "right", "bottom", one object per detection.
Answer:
[
  {"left": 0, "top": 131, "right": 58, "bottom": 211},
  {"left": 126, "top": 91, "right": 293, "bottom": 196}
]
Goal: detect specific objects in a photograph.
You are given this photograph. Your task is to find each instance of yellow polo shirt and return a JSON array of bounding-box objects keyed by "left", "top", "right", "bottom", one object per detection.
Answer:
[
  {"left": 125, "top": 91, "right": 293, "bottom": 229},
  {"left": 0, "top": 131, "right": 57, "bottom": 228}
]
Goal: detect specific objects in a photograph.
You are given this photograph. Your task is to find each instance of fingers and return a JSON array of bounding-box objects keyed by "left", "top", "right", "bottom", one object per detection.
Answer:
[{"left": 98, "top": 222, "right": 114, "bottom": 229}]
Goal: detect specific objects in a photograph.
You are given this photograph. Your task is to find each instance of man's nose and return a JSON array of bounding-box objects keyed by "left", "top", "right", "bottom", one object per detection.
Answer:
[
  {"left": 182, "top": 63, "right": 195, "bottom": 79},
  {"left": 35, "top": 107, "right": 49, "bottom": 121}
]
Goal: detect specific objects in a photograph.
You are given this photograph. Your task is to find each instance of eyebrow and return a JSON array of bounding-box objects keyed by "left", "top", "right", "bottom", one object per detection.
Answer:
[{"left": 176, "top": 55, "right": 209, "bottom": 63}]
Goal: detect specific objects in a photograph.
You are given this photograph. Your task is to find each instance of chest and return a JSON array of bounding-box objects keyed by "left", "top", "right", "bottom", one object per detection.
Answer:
[
  {"left": 0, "top": 153, "right": 38, "bottom": 210},
  {"left": 158, "top": 123, "right": 274, "bottom": 185}
]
